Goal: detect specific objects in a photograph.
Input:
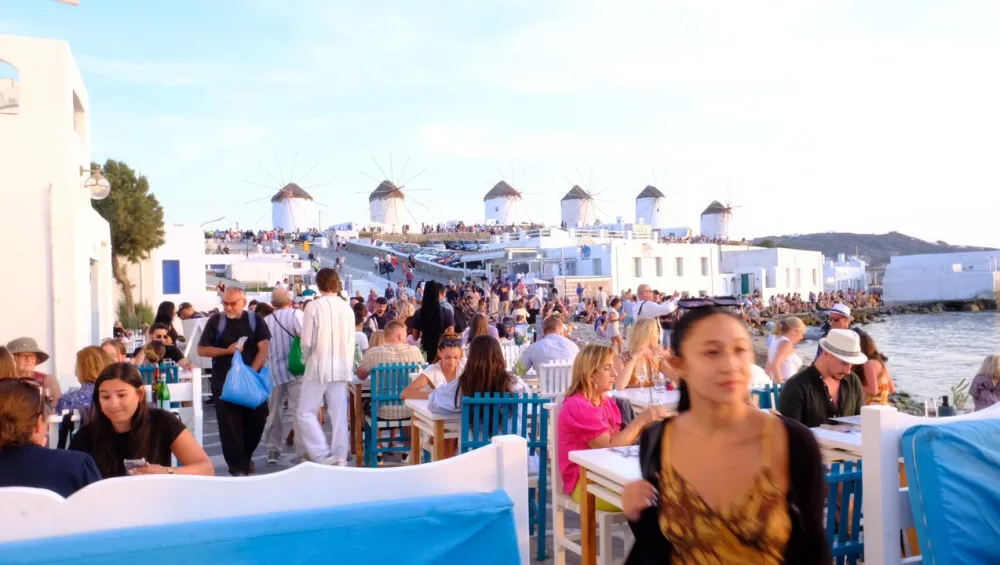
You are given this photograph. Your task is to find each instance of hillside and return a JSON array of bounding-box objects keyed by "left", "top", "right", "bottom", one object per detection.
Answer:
[{"left": 750, "top": 231, "right": 996, "bottom": 266}]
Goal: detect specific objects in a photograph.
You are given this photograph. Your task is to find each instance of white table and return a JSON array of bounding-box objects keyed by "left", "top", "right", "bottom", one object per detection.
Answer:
[
  {"left": 404, "top": 399, "right": 462, "bottom": 463},
  {"left": 569, "top": 448, "right": 642, "bottom": 565},
  {"left": 813, "top": 426, "right": 863, "bottom": 461},
  {"left": 611, "top": 388, "right": 680, "bottom": 413}
]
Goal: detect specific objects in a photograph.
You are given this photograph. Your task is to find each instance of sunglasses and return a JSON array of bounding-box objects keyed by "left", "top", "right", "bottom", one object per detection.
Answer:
[{"left": 440, "top": 338, "right": 463, "bottom": 348}]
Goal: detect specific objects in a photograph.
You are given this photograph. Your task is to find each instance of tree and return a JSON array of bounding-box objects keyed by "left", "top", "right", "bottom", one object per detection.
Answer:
[
  {"left": 759, "top": 239, "right": 777, "bottom": 248},
  {"left": 91, "top": 159, "right": 165, "bottom": 317}
]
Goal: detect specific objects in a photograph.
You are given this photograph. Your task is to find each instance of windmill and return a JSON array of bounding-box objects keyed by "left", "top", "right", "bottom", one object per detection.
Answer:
[
  {"left": 242, "top": 151, "right": 331, "bottom": 233},
  {"left": 356, "top": 152, "right": 431, "bottom": 234},
  {"left": 483, "top": 161, "right": 543, "bottom": 226},
  {"left": 559, "top": 167, "right": 616, "bottom": 227},
  {"left": 635, "top": 166, "right": 687, "bottom": 231}
]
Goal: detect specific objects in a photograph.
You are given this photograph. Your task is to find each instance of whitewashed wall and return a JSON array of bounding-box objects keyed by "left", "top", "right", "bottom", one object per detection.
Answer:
[
  {"left": 720, "top": 247, "right": 824, "bottom": 300},
  {"left": 609, "top": 241, "right": 720, "bottom": 296},
  {"left": 0, "top": 35, "right": 113, "bottom": 386},
  {"left": 883, "top": 251, "right": 1000, "bottom": 304},
  {"left": 117, "top": 226, "right": 207, "bottom": 311}
]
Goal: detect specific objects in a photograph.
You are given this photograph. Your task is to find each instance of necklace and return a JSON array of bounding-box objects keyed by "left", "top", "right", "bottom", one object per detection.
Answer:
[{"left": 599, "top": 398, "right": 617, "bottom": 435}]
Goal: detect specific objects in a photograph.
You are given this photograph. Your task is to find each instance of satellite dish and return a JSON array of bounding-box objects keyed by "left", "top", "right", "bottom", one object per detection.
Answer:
[{"left": 84, "top": 170, "right": 112, "bottom": 200}]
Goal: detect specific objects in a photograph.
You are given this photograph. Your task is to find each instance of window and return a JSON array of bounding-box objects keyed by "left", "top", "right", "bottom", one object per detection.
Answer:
[
  {"left": 0, "top": 60, "right": 19, "bottom": 115},
  {"left": 634, "top": 258, "right": 642, "bottom": 277},
  {"left": 701, "top": 257, "right": 709, "bottom": 276},
  {"left": 592, "top": 258, "right": 602, "bottom": 276},
  {"left": 812, "top": 269, "right": 817, "bottom": 285},
  {"left": 655, "top": 257, "right": 663, "bottom": 277},
  {"left": 73, "top": 91, "right": 86, "bottom": 139},
  {"left": 676, "top": 257, "right": 684, "bottom": 277},
  {"left": 162, "top": 260, "right": 180, "bottom": 294}
]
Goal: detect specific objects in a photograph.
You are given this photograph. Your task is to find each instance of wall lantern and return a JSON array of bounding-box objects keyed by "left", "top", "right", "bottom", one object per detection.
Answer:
[{"left": 80, "top": 166, "right": 111, "bottom": 200}]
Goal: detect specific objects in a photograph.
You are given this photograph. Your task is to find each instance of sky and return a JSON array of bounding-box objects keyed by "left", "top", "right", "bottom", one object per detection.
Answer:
[{"left": 4, "top": 0, "right": 1000, "bottom": 247}]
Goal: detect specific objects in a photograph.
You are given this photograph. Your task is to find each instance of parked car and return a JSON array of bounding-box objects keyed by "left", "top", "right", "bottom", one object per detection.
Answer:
[
  {"left": 426, "top": 240, "right": 447, "bottom": 251},
  {"left": 445, "top": 241, "right": 464, "bottom": 251},
  {"left": 372, "top": 239, "right": 388, "bottom": 248},
  {"left": 395, "top": 243, "right": 421, "bottom": 254}
]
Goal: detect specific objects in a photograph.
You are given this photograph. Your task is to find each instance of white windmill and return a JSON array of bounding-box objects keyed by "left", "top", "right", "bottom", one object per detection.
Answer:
[
  {"left": 484, "top": 180, "right": 528, "bottom": 226},
  {"left": 700, "top": 200, "right": 742, "bottom": 241},
  {"left": 243, "top": 152, "right": 329, "bottom": 233},
  {"left": 357, "top": 153, "right": 431, "bottom": 233},
  {"left": 635, "top": 185, "right": 668, "bottom": 230},
  {"left": 559, "top": 168, "right": 617, "bottom": 228}
]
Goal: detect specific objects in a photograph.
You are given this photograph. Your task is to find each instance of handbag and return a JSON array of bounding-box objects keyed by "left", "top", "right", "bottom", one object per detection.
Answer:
[{"left": 273, "top": 312, "right": 305, "bottom": 377}]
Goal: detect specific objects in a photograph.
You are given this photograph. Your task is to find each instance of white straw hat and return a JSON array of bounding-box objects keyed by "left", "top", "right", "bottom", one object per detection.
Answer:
[{"left": 819, "top": 329, "right": 868, "bottom": 365}]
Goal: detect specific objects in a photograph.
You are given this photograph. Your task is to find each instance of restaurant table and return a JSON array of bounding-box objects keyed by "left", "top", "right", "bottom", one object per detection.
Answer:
[
  {"left": 404, "top": 398, "right": 462, "bottom": 464},
  {"left": 569, "top": 424, "right": 863, "bottom": 565},
  {"left": 813, "top": 425, "right": 863, "bottom": 461}
]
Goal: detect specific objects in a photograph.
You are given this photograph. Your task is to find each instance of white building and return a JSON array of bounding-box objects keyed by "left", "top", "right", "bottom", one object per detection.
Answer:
[
  {"left": 0, "top": 35, "right": 114, "bottom": 383},
  {"left": 270, "top": 183, "right": 317, "bottom": 233},
  {"left": 635, "top": 185, "right": 669, "bottom": 231},
  {"left": 700, "top": 201, "right": 732, "bottom": 240},
  {"left": 483, "top": 180, "right": 527, "bottom": 226},
  {"left": 720, "top": 247, "right": 825, "bottom": 300},
  {"left": 823, "top": 253, "right": 868, "bottom": 292},
  {"left": 560, "top": 185, "right": 599, "bottom": 227},
  {"left": 882, "top": 250, "right": 1000, "bottom": 305},
  {"left": 115, "top": 226, "right": 207, "bottom": 312},
  {"left": 368, "top": 180, "right": 405, "bottom": 232}
]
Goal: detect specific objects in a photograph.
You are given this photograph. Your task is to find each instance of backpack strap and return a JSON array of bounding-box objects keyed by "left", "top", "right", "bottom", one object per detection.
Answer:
[{"left": 214, "top": 311, "right": 257, "bottom": 346}]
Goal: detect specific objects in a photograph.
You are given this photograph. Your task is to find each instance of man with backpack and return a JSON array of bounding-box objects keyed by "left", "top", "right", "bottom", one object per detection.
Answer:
[
  {"left": 197, "top": 287, "right": 272, "bottom": 476},
  {"left": 261, "top": 288, "right": 303, "bottom": 464}
]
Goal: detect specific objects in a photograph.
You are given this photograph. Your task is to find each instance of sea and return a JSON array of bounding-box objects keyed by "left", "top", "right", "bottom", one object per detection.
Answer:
[{"left": 797, "top": 312, "right": 1000, "bottom": 403}]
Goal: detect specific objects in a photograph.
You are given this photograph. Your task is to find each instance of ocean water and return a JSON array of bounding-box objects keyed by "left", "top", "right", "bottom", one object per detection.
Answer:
[{"left": 795, "top": 312, "right": 1000, "bottom": 403}]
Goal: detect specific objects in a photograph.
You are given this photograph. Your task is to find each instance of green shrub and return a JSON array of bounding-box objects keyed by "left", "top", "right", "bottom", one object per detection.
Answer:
[{"left": 116, "top": 299, "right": 155, "bottom": 330}]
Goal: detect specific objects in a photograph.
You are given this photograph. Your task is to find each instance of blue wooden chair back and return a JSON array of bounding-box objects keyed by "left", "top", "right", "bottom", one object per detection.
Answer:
[
  {"left": 137, "top": 364, "right": 179, "bottom": 386},
  {"left": 825, "top": 460, "right": 864, "bottom": 565},
  {"left": 364, "top": 362, "right": 421, "bottom": 467},
  {"left": 752, "top": 382, "right": 784, "bottom": 410},
  {"left": 460, "top": 392, "right": 549, "bottom": 561}
]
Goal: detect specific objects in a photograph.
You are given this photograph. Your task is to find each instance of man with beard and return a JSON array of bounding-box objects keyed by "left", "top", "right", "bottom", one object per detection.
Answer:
[
  {"left": 779, "top": 329, "right": 867, "bottom": 428},
  {"left": 198, "top": 287, "right": 271, "bottom": 475}
]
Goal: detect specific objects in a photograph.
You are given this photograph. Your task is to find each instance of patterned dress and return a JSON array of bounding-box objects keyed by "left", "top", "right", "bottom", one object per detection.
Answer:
[{"left": 658, "top": 416, "right": 791, "bottom": 564}]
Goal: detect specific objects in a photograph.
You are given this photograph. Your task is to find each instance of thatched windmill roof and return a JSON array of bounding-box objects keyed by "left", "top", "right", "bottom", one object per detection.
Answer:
[
  {"left": 561, "top": 185, "right": 593, "bottom": 201},
  {"left": 636, "top": 185, "right": 665, "bottom": 199},
  {"left": 270, "top": 183, "right": 313, "bottom": 203},
  {"left": 702, "top": 200, "right": 729, "bottom": 215},
  {"left": 483, "top": 180, "right": 521, "bottom": 201},
  {"left": 369, "top": 180, "right": 405, "bottom": 202}
]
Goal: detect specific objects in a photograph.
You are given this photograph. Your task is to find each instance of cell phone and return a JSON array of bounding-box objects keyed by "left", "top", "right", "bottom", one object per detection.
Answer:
[{"left": 124, "top": 458, "right": 147, "bottom": 473}]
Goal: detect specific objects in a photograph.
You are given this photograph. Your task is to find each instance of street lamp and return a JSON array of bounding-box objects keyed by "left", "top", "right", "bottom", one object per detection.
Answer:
[{"left": 79, "top": 166, "right": 111, "bottom": 200}]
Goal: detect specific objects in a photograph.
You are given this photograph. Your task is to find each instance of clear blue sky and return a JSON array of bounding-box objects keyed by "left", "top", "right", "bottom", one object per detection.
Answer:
[{"left": 4, "top": 0, "right": 1000, "bottom": 247}]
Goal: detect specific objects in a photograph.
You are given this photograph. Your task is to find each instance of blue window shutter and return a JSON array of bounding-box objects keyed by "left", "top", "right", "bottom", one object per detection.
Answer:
[{"left": 162, "top": 260, "right": 180, "bottom": 294}]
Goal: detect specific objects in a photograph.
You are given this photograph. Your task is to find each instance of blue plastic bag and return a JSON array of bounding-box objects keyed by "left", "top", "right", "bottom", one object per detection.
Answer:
[{"left": 220, "top": 352, "right": 272, "bottom": 408}]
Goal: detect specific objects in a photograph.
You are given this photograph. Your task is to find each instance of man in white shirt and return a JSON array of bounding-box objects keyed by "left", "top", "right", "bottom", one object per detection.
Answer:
[
  {"left": 518, "top": 316, "right": 580, "bottom": 374},
  {"left": 596, "top": 286, "right": 607, "bottom": 311},
  {"left": 635, "top": 284, "right": 680, "bottom": 320},
  {"left": 262, "top": 288, "right": 303, "bottom": 464},
  {"left": 296, "top": 268, "right": 356, "bottom": 466}
]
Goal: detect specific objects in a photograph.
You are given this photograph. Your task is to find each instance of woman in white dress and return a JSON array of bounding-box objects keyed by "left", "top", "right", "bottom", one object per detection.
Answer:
[
  {"left": 765, "top": 316, "right": 806, "bottom": 384},
  {"left": 606, "top": 297, "right": 624, "bottom": 354}
]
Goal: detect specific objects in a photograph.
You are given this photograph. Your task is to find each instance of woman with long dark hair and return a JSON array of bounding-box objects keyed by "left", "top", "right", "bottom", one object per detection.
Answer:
[
  {"left": 428, "top": 335, "right": 529, "bottom": 414},
  {"left": 411, "top": 280, "right": 455, "bottom": 362},
  {"left": 154, "top": 301, "right": 183, "bottom": 345},
  {"left": 0, "top": 379, "right": 101, "bottom": 496},
  {"left": 69, "top": 363, "right": 213, "bottom": 478},
  {"left": 462, "top": 313, "right": 498, "bottom": 346},
  {"left": 622, "top": 307, "right": 829, "bottom": 564}
]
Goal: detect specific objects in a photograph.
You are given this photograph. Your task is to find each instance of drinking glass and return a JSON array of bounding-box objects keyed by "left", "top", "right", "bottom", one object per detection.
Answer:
[{"left": 652, "top": 376, "right": 668, "bottom": 406}]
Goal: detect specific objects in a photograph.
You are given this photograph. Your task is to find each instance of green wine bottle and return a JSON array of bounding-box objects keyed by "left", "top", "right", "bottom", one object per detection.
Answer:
[{"left": 158, "top": 376, "right": 171, "bottom": 408}]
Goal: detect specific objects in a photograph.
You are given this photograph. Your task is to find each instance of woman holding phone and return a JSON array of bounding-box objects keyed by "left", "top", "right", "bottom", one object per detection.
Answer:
[
  {"left": 69, "top": 363, "right": 213, "bottom": 478},
  {"left": 401, "top": 333, "right": 464, "bottom": 400}
]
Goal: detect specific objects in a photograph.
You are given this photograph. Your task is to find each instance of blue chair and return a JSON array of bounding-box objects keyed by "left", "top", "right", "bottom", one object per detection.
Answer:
[
  {"left": 752, "top": 383, "right": 784, "bottom": 410},
  {"left": 137, "top": 363, "right": 179, "bottom": 386},
  {"left": 460, "top": 392, "right": 549, "bottom": 561},
  {"left": 137, "top": 364, "right": 180, "bottom": 409},
  {"left": 825, "top": 460, "right": 864, "bottom": 565},
  {"left": 363, "top": 363, "right": 421, "bottom": 467}
]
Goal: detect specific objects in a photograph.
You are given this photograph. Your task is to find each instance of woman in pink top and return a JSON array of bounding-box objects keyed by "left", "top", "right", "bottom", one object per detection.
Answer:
[{"left": 558, "top": 344, "right": 669, "bottom": 510}]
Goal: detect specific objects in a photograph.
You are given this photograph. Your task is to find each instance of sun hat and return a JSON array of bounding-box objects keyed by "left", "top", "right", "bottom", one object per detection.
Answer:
[
  {"left": 818, "top": 329, "right": 868, "bottom": 365},
  {"left": 6, "top": 337, "right": 50, "bottom": 364},
  {"left": 825, "top": 303, "right": 853, "bottom": 320}
]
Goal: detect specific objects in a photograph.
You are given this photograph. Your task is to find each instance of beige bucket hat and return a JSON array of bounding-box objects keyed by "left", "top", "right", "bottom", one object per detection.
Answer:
[{"left": 6, "top": 337, "right": 50, "bottom": 364}]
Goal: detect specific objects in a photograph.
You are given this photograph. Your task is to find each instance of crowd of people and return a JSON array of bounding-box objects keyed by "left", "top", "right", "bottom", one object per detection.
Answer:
[{"left": 4, "top": 248, "right": 1000, "bottom": 563}]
